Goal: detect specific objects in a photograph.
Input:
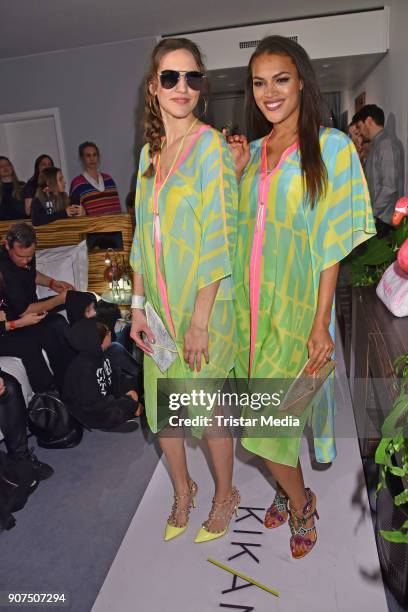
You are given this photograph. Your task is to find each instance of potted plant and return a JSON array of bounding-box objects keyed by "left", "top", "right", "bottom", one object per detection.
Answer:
[
  {"left": 375, "top": 352, "right": 408, "bottom": 543},
  {"left": 344, "top": 220, "right": 408, "bottom": 287}
]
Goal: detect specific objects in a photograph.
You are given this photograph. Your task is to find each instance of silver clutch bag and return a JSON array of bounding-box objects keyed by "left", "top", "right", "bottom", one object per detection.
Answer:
[
  {"left": 142, "top": 301, "right": 178, "bottom": 373},
  {"left": 278, "top": 359, "right": 336, "bottom": 416}
]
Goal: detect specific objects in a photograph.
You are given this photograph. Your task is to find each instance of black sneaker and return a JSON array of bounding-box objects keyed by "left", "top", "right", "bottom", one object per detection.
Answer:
[{"left": 26, "top": 449, "right": 54, "bottom": 481}]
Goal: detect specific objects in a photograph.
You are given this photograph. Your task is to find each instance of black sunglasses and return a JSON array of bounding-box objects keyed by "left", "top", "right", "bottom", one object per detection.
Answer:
[{"left": 159, "top": 70, "right": 206, "bottom": 91}]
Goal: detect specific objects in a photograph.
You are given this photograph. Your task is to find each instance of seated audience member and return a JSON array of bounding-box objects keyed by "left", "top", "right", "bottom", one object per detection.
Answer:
[
  {"left": 0, "top": 157, "right": 26, "bottom": 221},
  {"left": 0, "top": 372, "right": 53, "bottom": 479},
  {"left": 0, "top": 310, "right": 55, "bottom": 392},
  {"left": 63, "top": 318, "right": 142, "bottom": 430},
  {"left": 65, "top": 289, "right": 97, "bottom": 325},
  {"left": 23, "top": 154, "right": 54, "bottom": 216},
  {"left": 31, "top": 167, "right": 85, "bottom": 226},
  {"left": 69, "top": 141, "right": 121, "bottom": 216},
  {"left": 0, "top": 223, "right": 74, "bottom": 389},
  {"left": 353, "top": 104, "right": 405, "bottom": 238},
  {"left": 65, "top": 290, "right": 142, "bottom": 389}
]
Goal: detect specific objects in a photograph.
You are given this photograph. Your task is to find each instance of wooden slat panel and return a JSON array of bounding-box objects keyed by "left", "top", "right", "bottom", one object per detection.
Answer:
[{"left": 0, "top": 214, "right": 134, "bottom": 294}]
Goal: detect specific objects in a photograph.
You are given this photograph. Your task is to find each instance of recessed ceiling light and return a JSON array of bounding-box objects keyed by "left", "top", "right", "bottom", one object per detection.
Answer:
[
  {"left": 322, "top": 64, "right": 330, "bottom": 68},
  {"left": 228, "top": 83, "right": 236, "bottom": 87},
  {"left": 217, "top": 74, "right": 228, "bottom": 79}
]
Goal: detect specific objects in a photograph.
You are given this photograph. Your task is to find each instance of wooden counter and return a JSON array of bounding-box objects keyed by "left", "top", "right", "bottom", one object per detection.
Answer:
[
  {"left": 350, "top": 286, "right": 408, "bottom": 456},
  {"left": 0, "top": 214, "right": 134, "bottom": 295}
]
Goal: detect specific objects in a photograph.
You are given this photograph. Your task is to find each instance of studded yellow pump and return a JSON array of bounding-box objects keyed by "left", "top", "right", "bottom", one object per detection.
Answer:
[
  {"left": 194, "top": 487, "right": 240, "bottom": 543},
  {"left": 164, "top": 479, "right": 198, "bottom": 542}
]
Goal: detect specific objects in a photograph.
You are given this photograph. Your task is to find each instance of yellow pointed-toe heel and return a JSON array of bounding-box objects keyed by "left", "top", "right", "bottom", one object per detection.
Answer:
[
  {"left": 164, "top": 480, "right": 197, "bottom": 542},
  {"left": 194, "top": 487, "right": 240, "bottom": 544}
]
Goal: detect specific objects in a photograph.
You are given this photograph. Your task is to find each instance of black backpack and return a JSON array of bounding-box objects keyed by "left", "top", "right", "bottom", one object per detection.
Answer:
[
  {"left": 28, "top": 390, "right": 83, "bottom": 449},
  {"left": 0, "top": 450, "right": 38, "bottom": 532}
]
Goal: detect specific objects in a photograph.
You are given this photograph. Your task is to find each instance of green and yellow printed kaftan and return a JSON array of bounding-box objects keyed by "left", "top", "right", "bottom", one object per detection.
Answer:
[
  {"left": 234, "top": 127, "right": 376, "bottom": 466},
  {"left": 130, "top": 126, "right": 238, "bottom": 434}
]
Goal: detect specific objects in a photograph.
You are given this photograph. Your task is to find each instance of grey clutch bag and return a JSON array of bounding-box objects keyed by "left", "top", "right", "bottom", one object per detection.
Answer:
[
  {"left": 278, "top": 359, "right": 336, "bottom": 416},
  {"left": 142, "top": 301, "right": 178, "bottom": 373}
]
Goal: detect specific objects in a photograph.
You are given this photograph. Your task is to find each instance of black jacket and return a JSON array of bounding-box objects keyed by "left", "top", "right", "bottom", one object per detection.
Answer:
[
  {"left": 0, "top": 247, "right": 37, "bottom": 319},
  {"left": 0, "top": 182, "right": 26, "bottom": 221},
  {"left": 31, "top": 198, "right": 68, "bottom": 226},
  {"left": 63, "top": 319, "right": 136, "bottom": 429}
]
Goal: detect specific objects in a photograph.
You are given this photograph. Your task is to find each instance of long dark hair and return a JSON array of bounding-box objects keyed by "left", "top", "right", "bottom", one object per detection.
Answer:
[
  {"left": 33, "top": 154, "right": 54, "bottom": 182},
  {"left": 142, "top": 37, "right": 209, "bottom": 178},
  {"left": 245, "top": 36, "right": 327, "bottom": 206}
]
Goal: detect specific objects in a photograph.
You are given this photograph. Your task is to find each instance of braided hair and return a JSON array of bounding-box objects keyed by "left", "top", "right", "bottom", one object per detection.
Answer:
[{"left": 142, "top": 38, "right": 208, "bottom": 178}]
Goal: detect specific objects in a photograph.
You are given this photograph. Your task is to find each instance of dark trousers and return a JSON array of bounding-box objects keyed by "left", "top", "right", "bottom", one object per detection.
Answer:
[
  {"left": 12, "top": 313, "right": 74, "bottom": 391},
  {"left": 375, "top": 217, "right": 393, "bottom": 239},
  {"left": 106, "top": 342, "right": 143, "bottom": 395},
  {"left": 0, "top": 372, "right": 28, "bottom": 459},
  {"left": 0, "top": 334, "right": 54, "bottom": 392}
]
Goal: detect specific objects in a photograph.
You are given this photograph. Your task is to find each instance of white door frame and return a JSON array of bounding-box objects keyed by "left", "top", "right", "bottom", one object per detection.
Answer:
[{"left": 0, "top": 107, "right": 68, "bottom": 181}]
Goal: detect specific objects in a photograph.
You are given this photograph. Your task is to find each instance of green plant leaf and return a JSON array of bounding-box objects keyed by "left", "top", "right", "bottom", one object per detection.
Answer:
[
  {"left": 353, "top": 236, "right": 393, "bottom": 265},
  {"left": 388, "top": 466, "right": 406, "bottom": 477},
  {"left": 380, "top": 529, "right": 408, "bottom": 543},
  {"left": 395, "top": 489, "right": 408, "bottom": 506},
  {"left": 375, "top": 438, "right": 394, "bottom": 466}
]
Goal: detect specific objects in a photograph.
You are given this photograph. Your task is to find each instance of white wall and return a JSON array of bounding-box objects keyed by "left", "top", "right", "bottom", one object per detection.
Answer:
[
  {"left": 350, "top": 0, "right": 408, "bottom": 189},
  {"left": 0, "top": 37, "right": 156, "bottom": 206}
]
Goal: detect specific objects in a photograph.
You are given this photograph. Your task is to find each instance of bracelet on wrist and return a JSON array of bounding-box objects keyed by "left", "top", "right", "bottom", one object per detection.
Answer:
[
  {"left": 9, "top": 320, "right": 17, "bottom": 330},
  {"left": 131, "top": 294, "right": 145, "bottom": 310},
  {"left": 48, "top": 278, "right": 56, "bottom": 290}
]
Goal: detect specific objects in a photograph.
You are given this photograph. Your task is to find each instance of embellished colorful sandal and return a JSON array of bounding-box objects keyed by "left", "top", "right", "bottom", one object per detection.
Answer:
[
  {"left": 264, "top": 490, "right": 289, "bottom": 529},
  {"left": 288, "top": 488, "right": 319, "bottom": 559}
]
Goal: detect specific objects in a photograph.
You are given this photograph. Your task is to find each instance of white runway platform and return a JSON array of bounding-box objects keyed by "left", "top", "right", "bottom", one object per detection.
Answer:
[{"left": 92, "top": 332, "right": 388, "bottom": 612}]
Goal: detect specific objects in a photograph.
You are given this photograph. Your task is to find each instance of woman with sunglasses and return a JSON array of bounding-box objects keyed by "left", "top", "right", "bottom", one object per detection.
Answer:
[
  {"left": 227, "top": 36, "right": 375, "bottom": 559},
  {"left": 130, "top": 38, "right": 239, "bottom": 543}
]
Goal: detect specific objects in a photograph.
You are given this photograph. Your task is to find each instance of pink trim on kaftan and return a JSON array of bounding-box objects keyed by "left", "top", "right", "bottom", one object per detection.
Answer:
[
  {"left": 249, "top": 136, "right": 299, "bottom": 374},
  {"left": 153, "top": 125, "right": 211, "bottom": 339}
]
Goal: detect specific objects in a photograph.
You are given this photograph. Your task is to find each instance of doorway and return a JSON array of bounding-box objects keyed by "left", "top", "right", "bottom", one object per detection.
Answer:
[{"left": 0, "top": 107, "right": 68, "bottom": 182}]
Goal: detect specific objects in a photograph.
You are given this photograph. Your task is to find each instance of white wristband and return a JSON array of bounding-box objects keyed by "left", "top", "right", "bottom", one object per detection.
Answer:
[{"left": 131, "top": 294, "right": 145, "bottom": 310}]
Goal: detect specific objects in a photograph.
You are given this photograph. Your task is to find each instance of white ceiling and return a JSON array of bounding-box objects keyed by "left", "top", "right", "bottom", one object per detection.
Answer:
[{"left": 0, "top": 0, "right": 381, "bottom": 60}]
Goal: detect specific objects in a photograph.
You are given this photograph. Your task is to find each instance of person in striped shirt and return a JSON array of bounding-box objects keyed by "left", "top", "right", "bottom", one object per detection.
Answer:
[{"left": 69, "top": 141, "right": 121, "bottom": 216}]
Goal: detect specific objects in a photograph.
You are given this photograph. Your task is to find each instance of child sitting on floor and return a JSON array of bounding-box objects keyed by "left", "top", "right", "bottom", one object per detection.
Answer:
[
  {"left": 63, "top": 318, "right": 143, "bottom": 430},
  {"left": 65, "top": 290, "right": 143, "bottom": 396}
]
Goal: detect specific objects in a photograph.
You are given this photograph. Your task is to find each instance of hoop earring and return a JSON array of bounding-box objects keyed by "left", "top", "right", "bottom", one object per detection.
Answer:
[
  {"left": 149, "top": 96, "right": 161, "bottom": 119},
  {"left": 198, "top": 97, "right": 208, "bottom": 118}
]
